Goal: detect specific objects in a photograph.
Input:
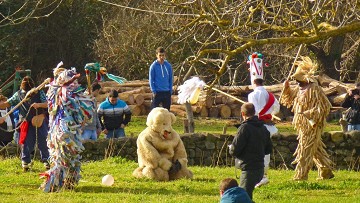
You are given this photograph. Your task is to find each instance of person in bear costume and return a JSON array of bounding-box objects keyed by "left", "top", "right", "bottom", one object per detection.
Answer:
[{"left": 133, "top": 107, "right": 193, "bottom": 181}]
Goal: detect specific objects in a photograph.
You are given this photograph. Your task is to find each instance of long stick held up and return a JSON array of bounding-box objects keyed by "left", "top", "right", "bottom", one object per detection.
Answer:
[
  {"left": 279, "top": 44, "right": 304, "bottom": 101},
  {"left": 2, "top": 78, "right": 51, "bottom": 118}
]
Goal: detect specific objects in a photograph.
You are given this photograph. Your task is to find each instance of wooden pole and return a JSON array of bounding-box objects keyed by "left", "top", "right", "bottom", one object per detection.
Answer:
[
  {"left": 2, "top": 78, "right": 51, "bottom": 118},
  {"left": 204, "top": 84, "right": 281, "bottom": 121},
  {"left": 279, "top": 44, "right": 304, "bottom": 101}
]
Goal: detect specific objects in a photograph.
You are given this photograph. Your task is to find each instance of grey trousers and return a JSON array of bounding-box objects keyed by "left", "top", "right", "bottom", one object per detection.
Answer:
[{"left": 239, "top": 168, "right": 264, "bottom": 200}]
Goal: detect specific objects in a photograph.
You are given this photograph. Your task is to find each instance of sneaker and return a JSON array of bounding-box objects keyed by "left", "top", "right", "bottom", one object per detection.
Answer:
[
  {"left": 255, "top": 177, "right": 269, "bottom": 188},
  {"left": 22, "top": 161, "right": 33, "bottom": 172},
  {"left": 43, "top": 161, "right": 51, "bottom": 170}
]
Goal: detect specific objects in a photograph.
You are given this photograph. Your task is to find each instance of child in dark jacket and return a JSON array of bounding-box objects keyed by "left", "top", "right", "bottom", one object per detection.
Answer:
[{"left": 229, "top": 102, "right": 272, "bottom": 200}]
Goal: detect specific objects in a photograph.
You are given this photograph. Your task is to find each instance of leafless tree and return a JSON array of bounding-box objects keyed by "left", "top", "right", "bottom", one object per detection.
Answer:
[{"left": 0, "top": 0, "right": 63, "bottom": 27}]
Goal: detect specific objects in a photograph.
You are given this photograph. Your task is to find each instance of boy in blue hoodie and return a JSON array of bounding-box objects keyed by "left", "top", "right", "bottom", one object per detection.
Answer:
[
  {"left": 149, "top": 47, "right": 173, "bottom": 110},
  {"left": 220, "top": 178, "right": 251, "bottom": 203}
]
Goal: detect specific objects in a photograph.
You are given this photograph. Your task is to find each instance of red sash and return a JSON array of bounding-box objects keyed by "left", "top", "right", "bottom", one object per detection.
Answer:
[
  {"left": 258, "top": 92, "right": 275, "bottom": 121},
  {"left": 19, "top": 121, "right": 29, "bottom": 145}
]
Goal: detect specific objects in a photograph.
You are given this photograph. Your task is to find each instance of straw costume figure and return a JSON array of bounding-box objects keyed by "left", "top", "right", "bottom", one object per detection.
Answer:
[
  {"left": 280, "top": 57, "right": 334, "bottom": 180},
  {"left": 40, "top": 67, "right": 95, "bottom": 192}
]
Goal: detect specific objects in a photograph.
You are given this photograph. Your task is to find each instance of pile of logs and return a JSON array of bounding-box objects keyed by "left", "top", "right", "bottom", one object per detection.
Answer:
[{"left": 96, "top": 73, "right": 353, "bottom": 119}]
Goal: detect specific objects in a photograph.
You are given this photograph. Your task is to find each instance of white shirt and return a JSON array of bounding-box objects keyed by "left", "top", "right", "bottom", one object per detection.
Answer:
[
  {"left": 248, "top": 86, "right": 280, "bottom": 115},
  {"left": 248, "top": 86, "right": 280, "bottom": 135}
]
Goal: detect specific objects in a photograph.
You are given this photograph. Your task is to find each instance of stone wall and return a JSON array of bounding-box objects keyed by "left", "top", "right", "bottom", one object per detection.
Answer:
[{"left": 1, "top": 131, "right": 360, "bottom": 170}]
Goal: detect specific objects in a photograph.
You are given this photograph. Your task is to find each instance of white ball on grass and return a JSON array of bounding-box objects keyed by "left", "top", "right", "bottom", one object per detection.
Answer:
[{"left": 102, "top": 174, "right": 114, "bottom": 186}]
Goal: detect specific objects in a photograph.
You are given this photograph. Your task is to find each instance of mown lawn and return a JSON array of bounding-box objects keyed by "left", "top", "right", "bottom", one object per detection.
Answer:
[
  {"left": 0, "top": 157, "right": 359, "bottom": 203},
  {"left": 123, "top": 116, "right": 342, "bottom": 138},
  {"left": 0, "top": 117, "right": 346, "bottom": 202}
]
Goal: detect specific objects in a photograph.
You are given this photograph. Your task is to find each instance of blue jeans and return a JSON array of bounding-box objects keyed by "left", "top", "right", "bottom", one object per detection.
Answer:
[
  {"left": 348, "top": 124, "right": 360, "bottom": 131},
  {"left": 22, "top": 122, "right": 49, "bottom": 164},
  {"left": 106, "top": 128, "right": 125, "bottom": 138},
  {"left": 82, "top": 129, "right": 97, "bottom": 141}
]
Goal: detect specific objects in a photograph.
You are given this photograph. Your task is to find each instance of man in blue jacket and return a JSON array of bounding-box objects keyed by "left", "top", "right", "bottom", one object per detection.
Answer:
[
  {"left": 98, "top": 89, "right": 132, "bottom": 138},
  {"left": 220, "top": 178, "right": 252, "bottom": 203},
  {"left": 229, "top": 102, "right": 272, "bottom": 201},
  {"left": 149, "top": 47, "right": 173, "bottom": 110}
]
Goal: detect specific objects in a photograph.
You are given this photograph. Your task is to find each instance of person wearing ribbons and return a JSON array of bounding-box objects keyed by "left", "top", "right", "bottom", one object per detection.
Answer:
[
  {"left": 149, "top": 47, "right": 173, "bottom": 111},
  {"left": 280, "top": 56, "right": 334, "bottom": 180},
  {"left": 0, "top": 76, "right": 50, "bottom": 171},
  {"left": 40, "top": 67, "right": 95, "bottom": 192},
  {"left": 247, "top": 52, "right": 280, "bottom": 187}
]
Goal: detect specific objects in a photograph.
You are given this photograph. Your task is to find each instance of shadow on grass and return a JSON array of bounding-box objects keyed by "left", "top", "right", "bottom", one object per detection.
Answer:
[
  {"left": 75, "top": 178, "right": 218, "bottom": 195},
  {"left": 191, "top": 178, "right": 217, "bottom": 182},
  {"left": 274, "top": 181, "right": 334, "bottom": 190},
  {"left": 75, "top": 186, "right": 217, "bottom": 195}
]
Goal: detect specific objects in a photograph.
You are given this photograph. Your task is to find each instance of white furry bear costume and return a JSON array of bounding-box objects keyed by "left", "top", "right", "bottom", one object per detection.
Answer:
[{"left": 133, "top": 107, "right": 193, "bottom": 181}]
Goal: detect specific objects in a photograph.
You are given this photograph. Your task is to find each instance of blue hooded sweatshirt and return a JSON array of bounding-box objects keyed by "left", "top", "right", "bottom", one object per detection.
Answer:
[
  {"left": 149, "top": 59, "right": 173, "bottom": 94},
  {"left": 220, "top": 187, "right": 252, "bottom": 203}
]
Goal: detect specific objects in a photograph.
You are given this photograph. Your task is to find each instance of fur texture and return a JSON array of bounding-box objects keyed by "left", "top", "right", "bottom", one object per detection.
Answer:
[{"left": 133, "top": 107, "right": 193, "bottom": 181}]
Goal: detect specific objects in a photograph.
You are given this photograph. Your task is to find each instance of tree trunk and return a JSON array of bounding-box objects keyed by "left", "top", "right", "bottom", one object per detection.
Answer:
[
  {"left": 184, "top": 102, "right": 195, "bottom": 133},
  {"left": 308, "top": 36, "right": 345, "bottom": 80}
]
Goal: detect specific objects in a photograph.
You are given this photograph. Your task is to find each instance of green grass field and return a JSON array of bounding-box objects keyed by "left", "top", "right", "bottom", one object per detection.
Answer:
[
  {"left": 0, "top": 157, "right": 359, "bottom": 203},
  {"left": 121, "top": 116, "right": 342, "bottom": 138},
  {"left": 0, "top": 117, "right": 347, "bottom": 202}
]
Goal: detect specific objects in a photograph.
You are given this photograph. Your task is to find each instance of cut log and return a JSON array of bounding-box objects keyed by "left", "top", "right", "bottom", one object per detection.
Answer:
[
  {"left": 171, "top": 104, "right": 201, "bottom": 113},
  {"left": 139, "top": 104, "right": 148, "bottom": 115},
  {"left": 143, "top": 100, "right": 152, "bottom": 108},
  {"left": 329, "top": 93, "right": 347, "bottom": 106},
  {"left": 316, "top": 73, "right": 336, "bottom": 87},
  {"left": 95, "top": 93, "right": 108, "bottom": 103},
  {"left": 199, "top": 106, "right": 208, "bottom": 117},
  {"left": 142, "top": 93, "right": 153, "bottom": 100},
  {"left": 219, "top": 104, "right": 231, "bottom": 118},
  {"left": 170, "top": 106, "right": 187, "bottom": 117},
  {"left": 209, "top": 106, "right": 219, "bottom": 117},
  {"left": 129, "top": 105, "right": 142, "bottom": 116},
  {"left": 323, "top": 87, "right": 338, "bottom": 97},
  {"left": 119, "top": 94, "right": 135, "bottom": 105},
  {"left": 229, "top": 103, "right": 242, "bottom": 118},
  {"left": 133, "top": 94, "right": 145, "bottom": 105},
  {"left": 171, "top": 95, "right": 179, "bottom": 105},
  {"left": 198, "top": 96, "right": 213, "bottom": 108},
  {"left": 119, "top": 87, "right": 146, "bottom": 95}
]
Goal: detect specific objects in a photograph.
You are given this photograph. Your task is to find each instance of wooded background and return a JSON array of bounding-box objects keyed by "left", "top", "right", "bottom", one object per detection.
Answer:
[{"left": 0, "top": 0, "right": 359, "bottom": 88}]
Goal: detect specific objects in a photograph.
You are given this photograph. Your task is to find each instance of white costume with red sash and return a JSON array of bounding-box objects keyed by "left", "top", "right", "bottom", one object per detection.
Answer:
[
  {"left": 247, "top": 52, "right": 279, "bottom": 187},
  {"left": 248, "top": 86, "right": 280, "bottom": 135}
]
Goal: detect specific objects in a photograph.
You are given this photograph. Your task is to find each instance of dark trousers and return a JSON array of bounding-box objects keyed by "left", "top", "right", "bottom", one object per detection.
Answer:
[
  {"left": 151, "top": 91, "right": 171, "bottom": 111},
  {"left": 21, "top": 121, "right": 49, "bottom": 164},
  {"left": 239, "top": 168, "right": 264, "bottom": 200}
]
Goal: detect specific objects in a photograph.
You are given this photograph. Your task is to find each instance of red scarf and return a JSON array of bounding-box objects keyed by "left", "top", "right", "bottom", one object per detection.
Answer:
[
  {"left": 258, "top": 92, "right": 275, "bottom": 121},
  {"left": 19, "top": 121, "right": 29, "bottom": 145}
]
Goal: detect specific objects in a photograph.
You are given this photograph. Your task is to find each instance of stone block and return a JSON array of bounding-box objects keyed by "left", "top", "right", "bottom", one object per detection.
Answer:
[
  {"left": 329, "top": 131, "right": 345, "bottom": 143},
  {"left": 280, "top": 132, "right": 297, "bottom": 141},
  {"left": 205, "top": 141, "right": 215, "bottom": 150}
]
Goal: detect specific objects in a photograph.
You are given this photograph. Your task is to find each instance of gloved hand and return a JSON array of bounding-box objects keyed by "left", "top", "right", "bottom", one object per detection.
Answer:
[{"left": 168, "top": 159, "right": 182, "bottom": 174}]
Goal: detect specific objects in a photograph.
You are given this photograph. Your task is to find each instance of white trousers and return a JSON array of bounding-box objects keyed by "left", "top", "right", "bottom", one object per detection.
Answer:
[{"left": 264, "top": 124, "right": 278, "bottom": 175}]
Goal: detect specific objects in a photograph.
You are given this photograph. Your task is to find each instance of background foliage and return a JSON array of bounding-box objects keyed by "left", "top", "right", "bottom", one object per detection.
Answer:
[{"left": 0, "top": 0, "right": 359, "bottom": 89}]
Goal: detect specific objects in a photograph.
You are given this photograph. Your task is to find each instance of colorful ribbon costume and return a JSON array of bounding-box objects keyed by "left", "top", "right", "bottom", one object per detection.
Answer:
[{"left": 40, "top": 67, "right": 95, "bottom": 192}]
